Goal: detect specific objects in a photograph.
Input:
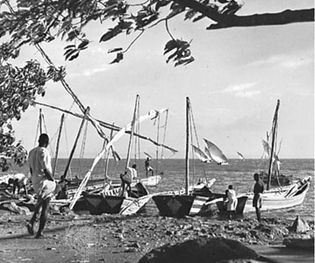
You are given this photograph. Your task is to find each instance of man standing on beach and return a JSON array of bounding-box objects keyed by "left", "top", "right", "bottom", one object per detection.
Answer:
[
  {"left": 253, "top": 173, "right": 264, "bottom": 222},
  {"left": 27, "top": 134, "right": 56, "bottom": 238}
]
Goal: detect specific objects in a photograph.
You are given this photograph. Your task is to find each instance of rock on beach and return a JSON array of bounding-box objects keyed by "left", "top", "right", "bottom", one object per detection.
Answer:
[{"left": 138, "top": 237, "right": 272, "bottom": 263}]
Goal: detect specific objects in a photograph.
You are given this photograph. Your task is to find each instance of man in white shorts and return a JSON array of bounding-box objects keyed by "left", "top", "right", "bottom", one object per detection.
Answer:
[{"left": 27, "top": 134, "right": 56, "bottom": 238}]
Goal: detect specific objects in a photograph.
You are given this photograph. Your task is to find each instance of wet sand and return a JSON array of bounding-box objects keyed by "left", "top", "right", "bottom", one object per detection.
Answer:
[{"left": 0, "top": 210, "right": 313, "bottom": 263}]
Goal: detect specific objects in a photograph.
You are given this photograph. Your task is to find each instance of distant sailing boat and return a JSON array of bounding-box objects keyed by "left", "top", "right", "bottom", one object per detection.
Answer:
[
  {"left": 192, "top": 139, "right": 228, "bottom": 165},
  {"left": 204, "top": 139, "right": 229, "bottom": 165},
  {"left": 236, "top": 151, "right": 245, "bottom": 160},
  {"left": 191, "top": 144, "right": 211, "bottom": 163}
]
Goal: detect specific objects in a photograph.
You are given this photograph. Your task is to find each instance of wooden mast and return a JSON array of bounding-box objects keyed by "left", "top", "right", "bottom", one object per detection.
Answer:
[
  {"left": 125, "top": 95, "right": 139, "bottom": 170},
  {"left": 39, "top": 108, "right": 43, "bottom": 134},
  {"left": 185, "top": 97, "right": 190, "bottom": 195},
  {"left": 104, "top": 124, "right": 115, "bottom": 183},
  {"left": 34, "top": 101, "right": 178, "bottom": 154},
  {"left": 267, "top": 99, "right": 280, "bottom": 190},
  {"left": 63, "top": 107, "right": 90, "bottom": 179},
  {"left": 52, "top": 114, "right": 65, "bottom": 177}
]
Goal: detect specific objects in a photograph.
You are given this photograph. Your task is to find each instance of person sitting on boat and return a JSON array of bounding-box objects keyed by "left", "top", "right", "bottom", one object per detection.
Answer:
[
  {"left": 224, "top": 185, "right": 238, "bottom": 220},
  {"left": 145, "top": 157, "right": 154, "bottom": 177},
  {"left": 253, "top": 173, "right": 264, "bottom": 222},
  {"left": 56, "top": 175, "right": 70, "bottom": 200},
  {"left": 120, "top": 164, "right": 137, "bottom": 197}
]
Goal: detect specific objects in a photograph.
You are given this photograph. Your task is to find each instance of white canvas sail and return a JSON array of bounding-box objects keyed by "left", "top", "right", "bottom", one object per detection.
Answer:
[
  {"left": 204, "top": 139, "right": 228, "bottom": 165},
  {"left": 262, "top": 139, "right": 270, "bottom": 158},
  {"left": 237, "top": 151, "right": 245, "bottom": 160},
  {"left": 192, "top": 144, "right": 211, "bottom": 163}
]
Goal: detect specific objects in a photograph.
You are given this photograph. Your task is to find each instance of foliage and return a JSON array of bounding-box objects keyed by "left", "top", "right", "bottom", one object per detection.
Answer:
[
  {"left": 0, "top": 0, "right": 313, "bottom": 171},
  {"left": 0, "top": 61, "right": 63, "bottom": 170}
]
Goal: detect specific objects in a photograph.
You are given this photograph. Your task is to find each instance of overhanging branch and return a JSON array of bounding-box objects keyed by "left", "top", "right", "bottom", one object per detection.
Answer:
[
  {"left": 208, "top": 9, "right": 314, "bottom": 29},
  {"left": 172, "top": 0, "right": 314, "bottom": 29}
]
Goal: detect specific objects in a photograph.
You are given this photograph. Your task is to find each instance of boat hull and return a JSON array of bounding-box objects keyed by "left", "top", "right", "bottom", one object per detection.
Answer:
[
  {"left": 243, "top": 177, "right": 311, "bottom": 213},
  {"left": 72, "top": 195, "right": 124, "bottom": 215},
  {"left": 152, "top": 195, "right": 195, "bottom": 217},
  {"left": 215, "top": 195, "right": 249, "bottom": 216}
]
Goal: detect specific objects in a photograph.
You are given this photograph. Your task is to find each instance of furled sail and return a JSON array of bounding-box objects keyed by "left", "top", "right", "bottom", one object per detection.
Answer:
[
  {"left": 237, "top": 151, "right": 245, "bottom": 160},
  {"left": 192, "top": 144, "right": 211, "bottom": 163},
  {"left": 204, "top": 139, "right": 228, "bottom": 165}
]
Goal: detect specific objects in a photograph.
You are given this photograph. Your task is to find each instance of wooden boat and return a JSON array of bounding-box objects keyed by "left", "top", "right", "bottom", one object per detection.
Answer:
[
  {"left": 67, "top": 95, "right": 170, "bottom": 216},
  {"left": 242, "top": 100, "right": 311, "bottom": 213},
  {"left": 243, "top": 176, "right": 311, "bottom": 213},
  {"left": 72, "top": 181, "right": 149, "bottom": 215},
  {"left": 152, "top": 97, "right": 244, "bottom": 217}
]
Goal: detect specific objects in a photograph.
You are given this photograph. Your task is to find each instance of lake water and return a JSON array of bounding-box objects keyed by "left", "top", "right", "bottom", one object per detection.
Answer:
[{"left": 7, "top": 158, "right": 314, "bottom": 221}]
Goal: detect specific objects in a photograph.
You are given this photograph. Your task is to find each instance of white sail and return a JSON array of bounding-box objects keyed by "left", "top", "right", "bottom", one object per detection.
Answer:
[
  {"left": 262, "top": 139, "right": 270, "bottom": 158},
  {"left": 237, "top": 151, "right": 245, "bottom": 160},
  {"left": 203, "top": 139, "right": 228, "bottom": 165},
  {"left": 192, "top": 144, "right": 211, "bottom": 163}
]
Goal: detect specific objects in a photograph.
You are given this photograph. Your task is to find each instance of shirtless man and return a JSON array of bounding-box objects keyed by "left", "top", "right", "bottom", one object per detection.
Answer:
[{"left": 27, "top": 134, "right": 56, "bottom": 238}]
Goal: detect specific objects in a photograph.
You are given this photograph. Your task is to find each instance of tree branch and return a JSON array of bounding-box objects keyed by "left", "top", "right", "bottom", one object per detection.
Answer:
[
  {"left": 208, "top": 9, "right": 315, "bottom": 29},
  {"left": 172, "top": 0, "right": 314, "bottom": 29}
]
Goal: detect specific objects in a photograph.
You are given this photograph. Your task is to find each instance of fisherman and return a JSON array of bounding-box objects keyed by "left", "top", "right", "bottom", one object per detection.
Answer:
[
  {"left": 225, "top": 185, "right": 238, "bottom": 220},
  {"left": 120, "top": 164, "right": 137, "bottom": 197},
  {"left": 145, "top": 157, "right": 154, "bottom": 177},
  {"left": 27, "top": 134, "right": 56, "bottom": 238},
  {"left": 253, "top": 173, "right": 264, "bottom": 222}
]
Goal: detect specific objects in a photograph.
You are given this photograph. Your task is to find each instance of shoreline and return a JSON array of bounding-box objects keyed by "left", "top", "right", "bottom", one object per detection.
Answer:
[{"left": 0, "top": 211, "right": 313, "bottom": 263}]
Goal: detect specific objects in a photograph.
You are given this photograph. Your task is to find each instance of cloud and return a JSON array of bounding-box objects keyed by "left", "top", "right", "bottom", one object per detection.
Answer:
[
  {"left": 68, "top": 65, "right": 111, "bottom": 78},
  {"left": 217, "top": 82, "right": 261, "bottom": 98},
  {"left": 250, "top": 54, "right": 312, "bottom": 69}
]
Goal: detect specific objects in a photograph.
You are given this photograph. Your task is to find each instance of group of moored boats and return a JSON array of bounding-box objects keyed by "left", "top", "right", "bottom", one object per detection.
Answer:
[
  {"left": 0, "top": 171, "right": 311, "bottom": 219},
  {"left": 0, "top": 99, "right": 312, "bottom": 218},
  {"left": 0, "top": 98, "right": 311, "bottom": 219}
]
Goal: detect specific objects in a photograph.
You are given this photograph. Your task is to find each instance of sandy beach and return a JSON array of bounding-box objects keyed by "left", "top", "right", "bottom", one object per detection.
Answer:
[{"left": 0, "top": 208, "right": 313, "bottom": 263}]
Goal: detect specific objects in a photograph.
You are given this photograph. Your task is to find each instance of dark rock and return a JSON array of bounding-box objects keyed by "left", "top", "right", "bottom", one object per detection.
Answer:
[
  {"left": 283, "top": 236, "right": 314, "bottom": 251},
  {"left": 138, "top": 237, "right": 270, "bottom": 263}
]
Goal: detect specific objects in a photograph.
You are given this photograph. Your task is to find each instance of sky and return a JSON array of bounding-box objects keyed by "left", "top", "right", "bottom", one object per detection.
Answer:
[{"left": 11, "top": 0, "right": 314, "bottom": 159}]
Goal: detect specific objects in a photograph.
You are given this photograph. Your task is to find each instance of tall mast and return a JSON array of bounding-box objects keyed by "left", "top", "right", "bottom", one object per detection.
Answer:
[
  {"left": 125, "top": 95, "right": 139, "bottom": 169},
  {"left": 185, "top": 97, "right": 190, "bottom": 195},
  {"left": 63, "top": 107, "right": 89, "bottom": 179},
  {"left": 267, "top": 99, "right": 280, "bottom": 190},
  {"left": 52, "top": 114, "right": 65, "bottom": 177},
  {"left": 39, "top": 108, "right": 43, "bottom": 134},
  {"left": 104, "top": 124, "right": 115, "bottom": 182}
]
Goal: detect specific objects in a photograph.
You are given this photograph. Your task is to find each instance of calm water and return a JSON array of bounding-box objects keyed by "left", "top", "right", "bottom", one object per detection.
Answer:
[{"left": 7, "top": 158, "right": 315, "bottom": 221}]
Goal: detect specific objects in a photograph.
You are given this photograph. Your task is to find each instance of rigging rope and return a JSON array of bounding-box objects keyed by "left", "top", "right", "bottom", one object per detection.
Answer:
[
  {"left": 160, "top": 110, "right": 169, "bottom": 160},
  {"left": 35, "top": 44, "right": 108, "bottom": 142},
  {"left": 77, "top": 121, "right": 89, "bottom": 177},
  {"left": 63, "top": 119, "right": 72, "bottom": 179},
  {"left": 155, "top": 115, "right": 161, "bottom": 173}
]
